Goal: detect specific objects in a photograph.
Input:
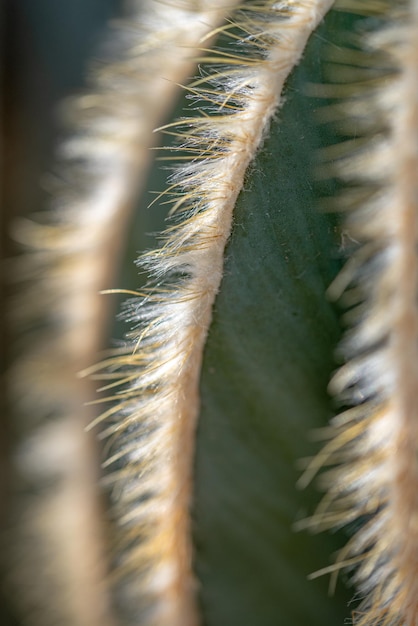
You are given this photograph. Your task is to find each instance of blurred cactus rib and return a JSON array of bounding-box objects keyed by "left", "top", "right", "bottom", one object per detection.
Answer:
[{"left": 2, "top": 1, "right": 418, "bottom": 626}]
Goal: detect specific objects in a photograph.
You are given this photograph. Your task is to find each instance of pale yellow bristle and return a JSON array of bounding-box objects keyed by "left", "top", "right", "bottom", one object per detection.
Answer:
[
  {"left": 302, "top": 2, "right": 418, "bottom": 624},
  {"left": 92, "top": 1, "right": 336, "bottom": 625}
]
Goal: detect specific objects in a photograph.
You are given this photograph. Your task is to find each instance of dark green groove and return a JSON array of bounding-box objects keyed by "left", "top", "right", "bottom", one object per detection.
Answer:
[{"left": 193, "top": 9, "right": 352, "bottom": 626}]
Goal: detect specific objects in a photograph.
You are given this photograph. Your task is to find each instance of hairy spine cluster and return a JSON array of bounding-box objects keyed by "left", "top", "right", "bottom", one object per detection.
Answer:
[
  {"left": 93, "top": 2, "right": 334, "bottom": 625},
  {"left": 301, "top": 2, "right": 418, "bottom": 624}
]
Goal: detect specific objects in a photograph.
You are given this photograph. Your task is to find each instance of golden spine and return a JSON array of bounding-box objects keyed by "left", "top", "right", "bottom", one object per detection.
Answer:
[{"left": 91, "top": 2, "right": 335, "bottom": 624}]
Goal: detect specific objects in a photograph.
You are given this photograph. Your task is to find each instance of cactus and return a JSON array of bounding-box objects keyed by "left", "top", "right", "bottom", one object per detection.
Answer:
[{"left": 3, "top": 1, "right": 418, "bottom": 626}]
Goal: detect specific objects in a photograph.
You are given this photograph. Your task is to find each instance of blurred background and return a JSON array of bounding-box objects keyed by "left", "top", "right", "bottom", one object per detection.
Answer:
[
  {"left": 2, "top": 4, "right": 124, "bottom": 624},
  {"left": 2, "top": 3, "right": 198, "bottom": 624}
]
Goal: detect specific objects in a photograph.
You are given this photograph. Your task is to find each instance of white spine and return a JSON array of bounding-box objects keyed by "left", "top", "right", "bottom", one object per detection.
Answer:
[{"left": 95, "top": 2, "right": 334, "bottom": 625}]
